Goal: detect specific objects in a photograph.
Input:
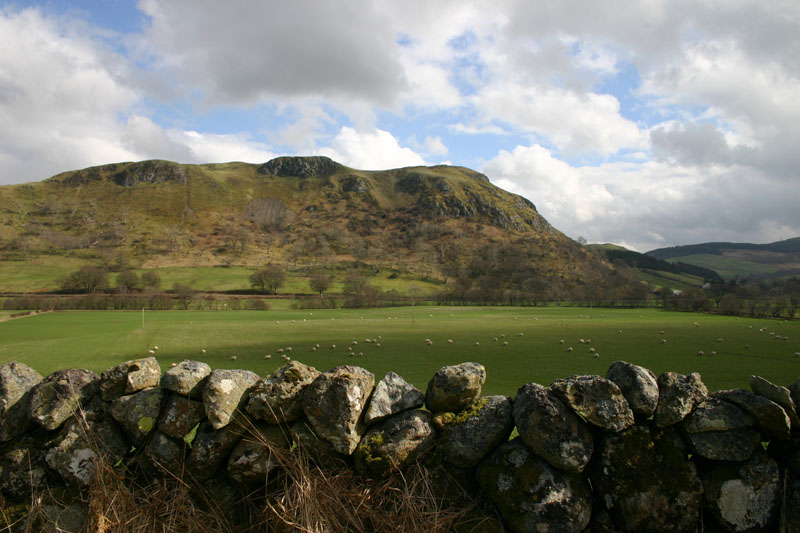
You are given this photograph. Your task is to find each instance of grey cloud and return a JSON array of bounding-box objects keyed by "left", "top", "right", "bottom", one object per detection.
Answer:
[
  {"left": 650, "top": 122, "right": 757, "bottom": 167},
  {"left": 137, "top": 1, "right": 408, "bottom": 106}
]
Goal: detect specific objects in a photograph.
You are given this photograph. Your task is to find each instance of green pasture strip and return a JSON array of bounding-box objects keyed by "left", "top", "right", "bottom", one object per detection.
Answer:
[
  {"left": 1, "top": 307, "right": 797, "bottom": 397},
  {"left": 0, "top": 256, "right": 87, "bottom": 292},
  {"left": 666, "top": 253, "right": 777, "bottom": 280}
]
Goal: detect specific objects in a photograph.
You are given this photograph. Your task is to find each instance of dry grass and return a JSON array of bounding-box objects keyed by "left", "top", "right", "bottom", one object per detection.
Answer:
[{"left": 3, "top": 418, "right": 500, "bottom": 533}]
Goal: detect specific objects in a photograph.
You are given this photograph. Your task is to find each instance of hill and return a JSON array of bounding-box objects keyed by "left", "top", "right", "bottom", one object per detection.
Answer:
[
  {"left": 647, "top": 238, "right": 800, "bottom": 281},
  {"left": 0, "top": 156, "right": 614, "bottom": 297},
  {"left": 589, "top": 244, "right": 722, "bottom": 292}
]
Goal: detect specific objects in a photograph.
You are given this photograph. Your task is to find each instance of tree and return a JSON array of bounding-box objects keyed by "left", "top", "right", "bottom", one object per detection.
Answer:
[
  {"left": 309, "top": 274, "right": 332, "bottom": 298},
  {"left": 141, "top": 271, "right": 162, "bottom": 292},
  {"left": 250, "top": 264, "right": 286, "bottom": 294},
  {"left": 172, "top": 283, "right": 194, "bottom": 310},
  {"left": 60, "top": 266, "right": 109, "bottom": 293},
  {"left": 116, "top": 270, "right": 140, "bottom": 293}
]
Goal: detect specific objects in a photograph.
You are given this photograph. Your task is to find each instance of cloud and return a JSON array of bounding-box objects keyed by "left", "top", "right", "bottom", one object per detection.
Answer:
[
  {"left": 482, "top": 143, "right": 800, "bottom": 252},
  {"left": 320, "top": 127, "right": 426, "bottom": 170}
]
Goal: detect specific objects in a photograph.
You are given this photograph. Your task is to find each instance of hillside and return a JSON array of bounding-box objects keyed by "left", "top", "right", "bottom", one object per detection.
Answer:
[
  {"left": 0, "top": 157, "right": 613, "bottom": 295},
  {"left": 647, "top": 238, "right": 800, "bottom": 281}
]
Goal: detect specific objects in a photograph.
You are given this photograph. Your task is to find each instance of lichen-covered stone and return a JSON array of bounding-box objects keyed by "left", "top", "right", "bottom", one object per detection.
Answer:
[
  {"left": 45, "top": 417, "right": 128, "bottom": 486},
  {"left": 227, "top": 422, "right": 289, "bottom": 484},
  {"left": 425, "top": 362, "right": 485, "bottom": 413},
  {"left": 186, "top": 420, "right": 245, "bottom": 481},
  {"left": 654, "top": 371, "right": 708, "bottom": 427},
  {"left": 0, "top": 361, "right": 43, "bottom": 442},
  {"left": 749, "top": 375, "right": 800, "bottom": 429},
  {"left": 477, "top": 438, "right": 592, "bottom": 533},
  {"left": 682, "top": 398, "right": 760, "bottom": 461},
  {"left": 162, "top": 359, "right": 211, "bottom": 398},
  {"left": 364, "top": 371, "right": 424, "bottom": 425},
  {"left": 713, "top": 388, "right": 791, "bottom": 441},
  {"left": 512, "top": 382, "right": 593, "bottom": 473},
  {"left": 786, "top": 478, "right": 800, "bottom": 531},
  {"left": 203, "top": 369, "right": 259, "bottom": 429},
  {"left": 144, "top": 430, "right": 185, "bottom": 474},
  {"left": 589, "top": 424, "right": 702, "bottom": 532},
  {"left": 702, "top": 452, "right": 780, "bottom": 532},
  {"left": 289, "top": 419, "right": 349, "bottom": 469},
  {"left": 110, "top": 387, "right": 165, "bottom": 445},
  {"left": 100, "top": 357, "right": 161, "bottom": 401},
  {"left": 606, "top": 360, "right": 659, "bottom": 418},
  {"left": 29, "top": 369, "right": 99, "bottom": 431},
  {"left": 158, "top": 393, "right": 206, "bottom": 440},
  {"left": 440, "top": 395, "right": 513, "bottom": 469},
  {"left": 551, "top": 374, "right": 635, "bottom": 432},
  {"left": 246, "top": 361, "right": 319, "bottom": 424},
  {"left": 302, "top": 366, "right": 374, "bottom": 455},
  {"left": 0, "top": 429, "right": 57, "bottom": 501},
  {"left": 354, "top": 409, "right": 436, "bottom": 478}
]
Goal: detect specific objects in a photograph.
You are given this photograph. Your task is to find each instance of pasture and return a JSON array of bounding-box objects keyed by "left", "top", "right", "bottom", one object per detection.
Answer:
[{"left": 1, "top": 306, "right": 798, "bottom": 396}]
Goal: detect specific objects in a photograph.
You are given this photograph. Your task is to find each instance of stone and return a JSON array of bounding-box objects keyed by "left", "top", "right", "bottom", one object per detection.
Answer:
[
  {"left": 110, "top": 387, "right": 165, "bottom": 445},
  {"left": 589, "top": 424, "right": 703, "bottom": 532},
  {"left": 749, "top": 375, "right": 800, "bottom": 429},
  {"left": 289, "top": 419, "right": 349, "bottom": 469},
  {"left": 203, "top": 369, "right": 259, "bottom": 429},
  {"left": 258, "top": 155, "right": 341, "bottom": 178},
  {"left": 363, "top": 371, "right": 424, "bottom": 425},
  {"left": 512, "top": 382, "right": 593, "bottom": 473},
  {"left": 227, "top": 422, "right": 289, "bottom": 484},
  {"left": 654, "top": 371, "right": 708, "bottom": 427},
  {"left": 477, "top": 438, "right": 592, "bottom": 533},
  {"left": 682, "top": 398, "right": 760, "bottom": 462},
  {"left": 786, "top": 478, "right": 800, "bottom": 531},
  {"left": 162, "top": 359, "right": 211, "bottom": 398},
  {"left": 767, "top": 433, "right": 800, "bottom": 477},
  {"left": 302, "top": 366, "right": 374, "bottom": 455},
  {"left": 0, "top": 361, "right": 43, "bottom": 442},
  {"left": 714, "top": 388, "right": 791, "bottom": 441},
  {"left": 45, "top": 417, "right": 128, "bottom": 486},
  {"left": 100, "top": 357, "right": 161, "bottom": 401},
  {"left": 0, "top": 429, "right": 57, "bottom": 501},
  {"left": 186, "top": 420, "right": 245, "bottom": 481},
  {"left": 28, "top": 369, "right": 99, "bottom": 431},
  {"left": 354, "top": 409, "right": 437, "bottom": 478},
  {"left": 789, "top": 377, "right": 800, "bottom": 412},
  {"left": 144, "top": 430, "right": 185, "bottom": 474},
  {"left": 551, "top": 374, "right": 635, "bottom": 432},
  {"left": 23, "top": 500, "right": 87, "bottom": 533},
  {"left": 246, "top": 361, "right": 319, "bottom": 424},
  {"left": 425, "top": 362, "right": 485, "bottom": 413},
  {"left": 440, "top": 395, "right": 514, "bottom": 469},
  {"left": 606, "top": 360, "right": 659, "bottom": 418},
  {"left": 702, "top": 452, "right": 780, "bottom": 532},
  {"left": 158, "top": 393, "right": 206, "bottom": 440}
]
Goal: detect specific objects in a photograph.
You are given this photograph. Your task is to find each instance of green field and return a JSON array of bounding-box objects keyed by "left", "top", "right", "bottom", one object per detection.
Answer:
[
  {"left": 666, "top": 253, "right": 778, "bottom": 280},
  {"left": 1, "top": 307, "right": 798, "bottom": 396}
]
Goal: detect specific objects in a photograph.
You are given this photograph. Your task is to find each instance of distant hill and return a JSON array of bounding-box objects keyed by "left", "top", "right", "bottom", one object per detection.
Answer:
[
  {"left": 589, "top": 244, "right": 722, "bottom": 291},
  {"left": 0, "top": 156, "right": 613, "bottom": 294},
  {"left": 647, "top": 238, "right": 800, "bottom": 281}
]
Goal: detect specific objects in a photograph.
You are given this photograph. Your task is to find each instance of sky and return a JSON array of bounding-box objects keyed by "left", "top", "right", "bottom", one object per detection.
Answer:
[{"left": 1, "top": 1, "right": 798, "bottom": 252}]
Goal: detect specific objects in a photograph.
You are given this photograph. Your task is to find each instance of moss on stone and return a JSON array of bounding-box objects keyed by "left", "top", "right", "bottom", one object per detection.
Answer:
[
  {"left": 138, "top": 416, "right": 154, "bottom": 434},
  {"left": 452, "top": 397, "right": 490, "bottom": 425},
  {"left": 355, "top": 432, "right": 391, "bottom": 477}
]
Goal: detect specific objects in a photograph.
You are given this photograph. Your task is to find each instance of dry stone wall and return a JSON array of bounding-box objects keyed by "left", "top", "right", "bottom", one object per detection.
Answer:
[{"left": 2, "top": 357, "right": 800, "bottom": 532}]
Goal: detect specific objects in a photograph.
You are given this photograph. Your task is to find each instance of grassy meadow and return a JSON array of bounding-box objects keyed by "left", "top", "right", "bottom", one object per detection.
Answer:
[{"left": 1, "top": 306, "right": 798, "bottom": 396}]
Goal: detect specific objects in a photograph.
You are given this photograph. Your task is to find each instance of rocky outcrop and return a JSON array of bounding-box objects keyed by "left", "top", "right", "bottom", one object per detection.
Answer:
[
  {"left": 258, "top": 156, "right": 341, "bottom": 178},
  {"left": 425, "top": 362, "right": 485, "bottom": 413},
  {"left": 112, "top": 160, "right": 186, "bottom": 186}
]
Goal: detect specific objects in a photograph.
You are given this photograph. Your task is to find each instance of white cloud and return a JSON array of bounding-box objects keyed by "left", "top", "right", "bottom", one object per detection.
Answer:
[
  {"left": 424, "top": 136, "right": 449, "bottom": 156},
  {"left": 320, "top": 127, "right": 426, "bottom": 170},
  {"left": 167, "top": 130, "right": 276, "bottom": 164}
]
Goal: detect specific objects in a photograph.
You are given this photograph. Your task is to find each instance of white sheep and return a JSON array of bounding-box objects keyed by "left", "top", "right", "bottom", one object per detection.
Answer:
[
  {"left": 518, "top": 332, "right": 524, "bottom": 337},
  {"left": 331, "top": 344, "right": 336, "bottom": 349},
  {"left": 794, "top": 352, "right": 799, "bottom": 358},
  {"left": 502, "top": 341, "right": 509, "bottom": 346},
  {"left": 567, "top": 347, "right": 574, "bottom": 352},
  {"left": 589, "top": 347, "right": 596, "bottom": 353},
  {"left": 264, "top": 355, "right": 271, "bottom": 359},
  {"left": 711, "top": 351, "right": 717, "bottom": 356},
  {"left": 559, "top": 339, "right": 565, "bottom": 344},
  {"left": 201, "top": 349, "right": 206, "bottom": 354},
  {"left": 475, "top": 342, "right": 480, "bottom": 347},
  {"left": 170, "top": 362, "right": 176, "bottom": 367},
  {"left": 148, "top": 349, "right": 155, "bottom": 355},
  {"left": 697, "top": 351, "right": 704, "bottom": 356},
  {"left": 286, "top": 347, "right": 293, "bottom": 352},
  {"left": 277, "top": 348, "right": 284, "bottom": 354},
  {"left": 661, "top": 339, "right": 667, "bottom": 344},
  {"left": 448, "top": 339, "right": 454, "bottom": 344},
  {"left": 716, "top": 338, "right": 723, "bottom": 343},
  {"left": 153, "top": 346, "right": 159, "bottom": 351},
  {"left": 230, "top": 355, "right": 237, "bottom": 361},
  {"left": 593, "top": 353, "right": 600, "bottom": 359}
]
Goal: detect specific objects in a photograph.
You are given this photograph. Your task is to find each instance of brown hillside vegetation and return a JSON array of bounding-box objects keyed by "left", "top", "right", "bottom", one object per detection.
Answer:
[{"left": 0, "top": 156, "right": 616, "bottom": 296}]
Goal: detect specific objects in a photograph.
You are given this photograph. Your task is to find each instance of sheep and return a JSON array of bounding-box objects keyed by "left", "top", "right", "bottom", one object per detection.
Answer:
[
  {"left": 277, "top": 348, "right": 284, "bottom": 354},
  {"left": 716, "top": 338, "right": 723, "bottom": 343},
  {"left": 593, "top": 353, "right": 600, "bottom": 359},
  {"left": 365, "top": 338, "right": 372, "bottom": 343},
  {"left": 230, "top": 355, "right": 237, "bottom": 361},
  {"left": 585, "top": 339, "right": 591, "bottom": 344},
  {"left": 201, "top": 349, "right": 206, "bottom": 354},
  {"left": 448, "top": 339, "right": 454, "bottom": 344},
  {"left": 153, "top": 346, "right": 159, "bottom": 351},
  {"left": 331, "top": 344, "right": 336, "bottom": 349},
  {"left": 426, "top": 340, "right": 433, "bottom": 346},
  {"left": 518, "top": 332, "right": 524, "bottom": 337},
  {"left": 475, "top": 342, "right": 480, "bottom": 347},
  {"left": 661, "top": 339, "right": 667, "bottom": 344},
  {"left": 358, "top": 352, "right": 363, "bottom": 357},
  {"left": 376, "top": 343, "right": 381, "bottom": 347},
  {"left": 794, "top": 352, "right": 800, "bottom": 358},
  {"left": 580, "top": 338, "right": 585, "bottom": 344},
  {"left": 697, "top": 351, "right": 704, "bottom": 356},
  {"left": 502, "top": 341, "right": 509, "bottom": 346},
  {"left": 589, "top": 347, "right": 596, "bottom": 353},
  {"left": 745, "top": 344, "right": 751, "bottom": 349},
  {"left": 500, "top": 334, "right": 506, "bottom": 339},
  {"left": 348, "top": 346, "right": 353, "bottom": 352},
  {"left": 311, "top": 347, "right": 317, "bottom": 352},
  {"left": 559, "top": 339, "right": 565, "bottom": 344},
  {"left": 148, "top": 349, "right": 155, "bottom": 355},
  {"left": 286, "top": 347, "right": 293, "bottom": 353},
  {"left": 618, "top": 330, "right": 622, "bottom": 334},
  {"left": 567, "top": 347, "right": 574, "bottom": 352},
  {"left": 264, "top": 355, "right": 271, "bottom": 359},
  {"left": 659, "top": 330, "right": 665, "bottom": 335},
  {"left": 493, "top": 337, "right": 498, "bottom": 342},
  {"left": 170, "top": 362, "right": 177, "bottom": 367},
  {"left": 711, "top": 351, "right": 717, "bottom": 357},
  {"left": 352, "top": 341, "right": 358, "bottom": 345},
  {"left": 784, "top": 336, "right": 789, "bottom": 341}
]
